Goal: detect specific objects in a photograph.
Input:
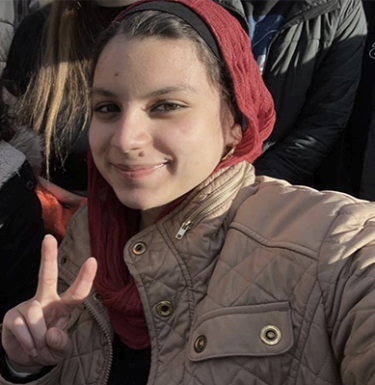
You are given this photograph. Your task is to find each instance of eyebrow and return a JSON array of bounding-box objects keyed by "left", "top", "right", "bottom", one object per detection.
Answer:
[
  {"left": 91, "top": 88, "right": 116, "bottom": 98},
  {"left": 146, "top": 85, "right": 196, "bottom": 98},
  {"left": 91, "top": 84, "right": 196, "bottom": 99}
]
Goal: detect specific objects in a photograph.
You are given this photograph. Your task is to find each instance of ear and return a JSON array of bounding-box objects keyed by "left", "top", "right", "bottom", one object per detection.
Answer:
[{"left": 225, "top": 122, "right": 242, "bottom": 147}]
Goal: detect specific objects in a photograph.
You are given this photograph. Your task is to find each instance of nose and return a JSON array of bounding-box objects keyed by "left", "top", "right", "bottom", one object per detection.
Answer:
[{"left": 111, "top": 109, "right": 152, "bottom": 153}]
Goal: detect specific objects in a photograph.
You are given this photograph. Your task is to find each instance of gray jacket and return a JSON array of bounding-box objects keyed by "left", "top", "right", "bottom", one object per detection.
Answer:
[
  {"left": 2, "top": 162, "right": 375, "bottom": 384},
  {"left": 0, "top": 0, "right": 29, "bottom": 77},
  {"left": 216, "top": 0, "right": 367, "bottom": 185}
]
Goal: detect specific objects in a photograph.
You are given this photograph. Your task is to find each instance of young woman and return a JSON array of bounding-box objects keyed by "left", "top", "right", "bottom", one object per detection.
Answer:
[
  {"left": 1, "top": 0, "right": 375, "bottom": 384},
  {"left": 0, "top": 99, "right": 44, "bottom": 321}
]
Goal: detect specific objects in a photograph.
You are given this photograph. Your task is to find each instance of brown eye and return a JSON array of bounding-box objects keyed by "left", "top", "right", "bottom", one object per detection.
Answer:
[
  {"left": 93, "top": 103, "right": 120, "bottom": 114},
  {"left": 151, "top": 102, "right": 185, "bottom": 113}
]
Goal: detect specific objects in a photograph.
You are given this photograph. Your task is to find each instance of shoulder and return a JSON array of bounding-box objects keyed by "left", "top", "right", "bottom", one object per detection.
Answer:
[
  {"left": 337, "top": 0, "right": 363, "bottom": 12},
  {"left": 338, "top": 0, "right": 366, "bottom": 23},
  {"left": 8, "top": 128, "right": 43, "bottom": 176},
  {"left": 16, "top": 4, "right": 50, "bottom": 30},
  {"left": 0, "top": 0, "right": 15, "bottom": 73},
  {"left": 228, "top": 176, "right": 375, "bottom": 308},
  {"left": 8, "top": 5, "right": 50, "bottom": 48},
  {"left": 232, "top": 176, "right": 375, "bottom": 258},
  {"left": 0, "top": 0, "right": 15, "bottom": 25},
  {"left": 2, "top": 5, "right": 51, "bottom": 96}
]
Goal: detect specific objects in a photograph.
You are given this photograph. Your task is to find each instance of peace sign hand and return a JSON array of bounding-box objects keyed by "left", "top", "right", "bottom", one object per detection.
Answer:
[{"left": 2, "top": 235, "right": 97, "bottom": 372}]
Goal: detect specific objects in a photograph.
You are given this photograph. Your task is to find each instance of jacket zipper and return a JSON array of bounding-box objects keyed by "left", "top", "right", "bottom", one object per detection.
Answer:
[
  {"left": 84, "top": 299, "right": 113, "bottom": 385},
  {"left": 175, "top": 176, "right": 244, "bottom": 239}
]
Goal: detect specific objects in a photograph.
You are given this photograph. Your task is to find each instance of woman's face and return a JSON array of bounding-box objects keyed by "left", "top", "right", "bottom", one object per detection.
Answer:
[{"left": 90, "top": 36, "right": 240, "bottom": 215}]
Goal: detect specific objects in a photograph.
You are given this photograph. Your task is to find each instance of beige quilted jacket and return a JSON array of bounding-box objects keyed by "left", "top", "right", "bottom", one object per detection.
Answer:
[{"left": 3, "top": 161, "right": 375, "bottom": 385}]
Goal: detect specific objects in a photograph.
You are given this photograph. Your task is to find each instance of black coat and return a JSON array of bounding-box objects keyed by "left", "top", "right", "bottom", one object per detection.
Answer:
[
  {"left": 216, "top": 0, "right": 367, "bottom": 185},
  {"left": 0, "top": 162, "right": 44, "bottom": 319},
  {"left": 344, "top": 0, "right": 375, "bottom": 199},
  {"left": 0, "top": 130, "right": 44, "bottom": 320}
]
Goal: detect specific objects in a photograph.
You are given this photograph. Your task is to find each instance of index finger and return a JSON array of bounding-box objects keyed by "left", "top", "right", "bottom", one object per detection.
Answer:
[{"left": 35, "top": 235, "right": 59, "bottom": 302}]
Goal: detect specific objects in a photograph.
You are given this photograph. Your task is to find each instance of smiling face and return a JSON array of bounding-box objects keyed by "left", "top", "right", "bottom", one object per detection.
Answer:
[{"left": 90, "top": 36, "right": 240, "bottom": 218}]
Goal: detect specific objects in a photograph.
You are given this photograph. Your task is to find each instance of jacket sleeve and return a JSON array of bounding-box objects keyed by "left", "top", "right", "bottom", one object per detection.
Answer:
[
  {"left": 0, "top": 1, "right": 15, "bottom": 77},
  {"left": 318, "top": 203, "right": 375, "bottom": 384},
  {"left": 254, "top": 0, "right": 367, "bottom": 185}
]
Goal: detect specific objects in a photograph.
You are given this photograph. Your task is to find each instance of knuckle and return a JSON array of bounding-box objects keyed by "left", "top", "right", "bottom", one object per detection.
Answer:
[
  {"left": 13, "top": 315, "right": 25, "bottom": 327},
  {"left": 24, "top": 303, "right": 41, "bottom": 320},
  {"left": 3, "top": 302, "right": 28, "bottom": 324}
]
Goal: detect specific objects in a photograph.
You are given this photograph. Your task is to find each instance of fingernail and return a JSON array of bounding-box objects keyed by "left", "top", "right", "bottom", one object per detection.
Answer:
[{"left": 30, "top": 349, "right": 38, "bottom": 357}]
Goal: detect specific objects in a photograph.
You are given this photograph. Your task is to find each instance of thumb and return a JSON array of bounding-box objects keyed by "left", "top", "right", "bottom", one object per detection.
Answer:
[{"left": 46, "top": 328, "right": 71, "bottom": 359}]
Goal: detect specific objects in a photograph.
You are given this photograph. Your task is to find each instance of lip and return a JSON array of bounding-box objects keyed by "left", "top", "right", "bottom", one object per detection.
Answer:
[{"left": 112, "top": 162, "right": 167, "bottom": 180}]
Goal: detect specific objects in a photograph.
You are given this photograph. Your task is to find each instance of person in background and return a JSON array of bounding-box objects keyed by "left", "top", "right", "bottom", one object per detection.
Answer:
[
  {"left": 337, "top": 0, "right": 375, "bottom": 199},
  {"left": 1, "top": 0, "right": 138, "bottom": 241},
  {"left": 1, "top": 1, "right": 375, "bottom": 384},
  {"left": 215, "top": 0, "right": 367, "bottom": 187},
  {"left": 29, "top": 0, "right": 53, "bottom": 12},
  {"left": 0, "top": 96, "right": 44, "bottom": 321}
]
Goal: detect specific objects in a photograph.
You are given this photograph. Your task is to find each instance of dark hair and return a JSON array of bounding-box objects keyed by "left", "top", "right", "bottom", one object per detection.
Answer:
[{"left": 93, "top": 10, "right": 241, "bottom": 123}]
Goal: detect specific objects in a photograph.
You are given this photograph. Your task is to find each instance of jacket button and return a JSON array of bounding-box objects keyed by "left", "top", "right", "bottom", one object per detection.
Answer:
[
  {"left": 194, "top": 335, "right": 207, "bottom": 353},
  {"left": 260, "top": 325, "right": 282, "bottom": 346},
  {"left": 132, "top": 242, "right": 147, "bottom": 255},
  {"left": 156, "top": 300, "right": 174, "bottom": 317},
  {"left": 93, "top": 292, "right": 103, "bottom": 302},
  {"left": 26, "top": 180, "right": 34, "bottom": 190}
]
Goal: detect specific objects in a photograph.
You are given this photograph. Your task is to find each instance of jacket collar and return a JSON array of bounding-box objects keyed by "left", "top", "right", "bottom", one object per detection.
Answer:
[
  {"left": 59, "top": 161, "right": 257, "bottom": 282},
  {"left": 161, "top": 162, "right": 256, "bottom": 240}
]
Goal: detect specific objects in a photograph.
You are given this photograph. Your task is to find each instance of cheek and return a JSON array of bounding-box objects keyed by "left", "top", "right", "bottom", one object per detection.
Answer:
[
  {"left": 89, "top": 123, "right": 109, "bottom": 157},
  {"left": 175, "top": 125, "right": 224, "bottom": 168}
]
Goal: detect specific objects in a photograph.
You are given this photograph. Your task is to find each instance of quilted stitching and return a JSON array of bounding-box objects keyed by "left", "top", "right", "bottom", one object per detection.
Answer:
[{"left": 18, "top": 164, "right": 375, "bottom": 385}]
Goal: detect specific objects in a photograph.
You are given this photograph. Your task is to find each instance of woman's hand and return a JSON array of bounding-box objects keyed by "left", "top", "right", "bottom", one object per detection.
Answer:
[{"left": 2, "top": 235, "right": 97, "bottom": 372}]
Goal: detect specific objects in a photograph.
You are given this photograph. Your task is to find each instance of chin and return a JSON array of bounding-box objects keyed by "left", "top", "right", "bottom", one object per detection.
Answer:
[{"left": 113, "top": 191, "right": 163, "bottom": 211}]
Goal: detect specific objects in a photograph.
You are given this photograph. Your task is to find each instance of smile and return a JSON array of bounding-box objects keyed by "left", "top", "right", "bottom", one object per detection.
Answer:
[{"left": 112, "top": 162, "right": 167, "bottom": 180}]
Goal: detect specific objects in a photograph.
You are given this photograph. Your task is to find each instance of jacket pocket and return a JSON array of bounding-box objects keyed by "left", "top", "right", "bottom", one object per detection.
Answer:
[{"left": 188, "top": 301, "right": 293, "bottom": 361}]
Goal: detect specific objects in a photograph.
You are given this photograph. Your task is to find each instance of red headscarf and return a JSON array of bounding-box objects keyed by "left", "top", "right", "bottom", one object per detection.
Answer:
[{"left": 88, "top": 0, "right": 275, "bottom": 350}]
